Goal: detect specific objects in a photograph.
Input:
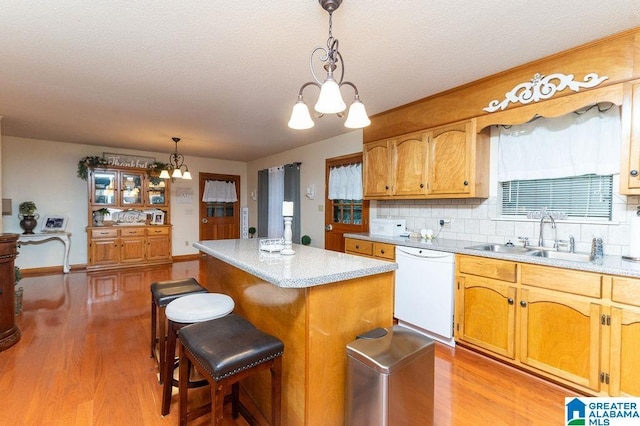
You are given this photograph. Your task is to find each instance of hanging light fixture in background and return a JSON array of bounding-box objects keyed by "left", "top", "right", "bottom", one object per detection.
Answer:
[
  {"left": 159, "top": 137, "right": 192, "bottom": 180},
  {"left": 288, "top": 0, "right": 370, "bottom": 130}
]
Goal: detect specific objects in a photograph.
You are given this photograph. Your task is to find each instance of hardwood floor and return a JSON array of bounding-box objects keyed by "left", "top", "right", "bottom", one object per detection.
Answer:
[{"left": 0, "top": 260, "right": 575, "bottom": 425}]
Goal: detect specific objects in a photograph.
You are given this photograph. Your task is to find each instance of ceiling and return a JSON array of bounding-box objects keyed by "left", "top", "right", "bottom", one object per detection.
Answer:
[{"left": 1, "top": 1, "right": 639, "bottom": 162}]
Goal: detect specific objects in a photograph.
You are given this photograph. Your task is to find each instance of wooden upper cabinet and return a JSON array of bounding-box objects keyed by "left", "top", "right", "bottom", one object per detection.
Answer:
[
  {"left": 363, "top": 120, "right": 488, "bottom": 199},
  {"left": 393, "top": 132, "right": 428, "bottom": 196},
  {"left": 428, "top": 121, "right": 472, "bottom": 196},
  {"left": 363, "top": 140, "right": 392, "bottom": 197},
  {"left": 620, "top": 80, "right": 640, "bottom": 194}
]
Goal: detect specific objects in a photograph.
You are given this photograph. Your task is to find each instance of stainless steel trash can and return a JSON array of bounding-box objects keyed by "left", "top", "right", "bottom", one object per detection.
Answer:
[{"left": 345, "top": 325, "right": 434, "bottom": 426}]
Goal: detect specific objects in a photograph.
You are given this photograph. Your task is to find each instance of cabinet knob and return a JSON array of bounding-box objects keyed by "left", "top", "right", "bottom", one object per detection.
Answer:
[
  {"left": 385, "top": 186, "right": 389, "bottom": 190},
  {"left": 355, "top": 245, "right": 360, "bottom": 249},
  {"left": 420, "top": 183, "right": 424, "bottom": 188},
  {"left": 520, "top": 301, "right": 527, "bottom": 307},
  {"left": 631, "top": 170, "right": 639, "bottom": 177},
  {"left": 380, "top": 249, "right": 385, "bottom": 254},
  {"left": 507, "top": 298, "right": 514, "bottom": 305},
  {"left": 463, "top": 181, "right": 469, "bottom": 186}
]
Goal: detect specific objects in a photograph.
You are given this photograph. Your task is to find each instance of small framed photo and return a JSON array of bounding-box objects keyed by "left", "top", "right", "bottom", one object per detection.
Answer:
[
  {"left": 41, "top": 216, "right": 68, "bottom": 232},
  {"left": 150, "top": 211, "right": 165, "bottom": 225}
]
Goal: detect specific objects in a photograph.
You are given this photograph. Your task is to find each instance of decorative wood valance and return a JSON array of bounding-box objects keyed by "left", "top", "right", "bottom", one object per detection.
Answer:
[{"left": 483, "top": 73, "right": 609, "bottom": 113}]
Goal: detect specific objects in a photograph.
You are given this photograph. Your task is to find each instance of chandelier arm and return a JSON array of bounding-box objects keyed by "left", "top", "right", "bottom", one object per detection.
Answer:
[
  {"left": 335, "top": 48, "right": 345, "bottom": 85},
  {"left": 340, "top": 80, "right": 360, "bottom": 96},
  {"left": 309, "top": 47, "right": 330, "bottom": 85},
  {"left": 297, "top": 81, "right": 321, "bottom": 97}
]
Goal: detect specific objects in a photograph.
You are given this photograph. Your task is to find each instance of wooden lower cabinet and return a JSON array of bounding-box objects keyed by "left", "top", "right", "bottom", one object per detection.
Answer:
[
  {"left": 88, "top": 226, "right": 172, "bottom": 270},
  {"left": 344, "top": 238, "right": 395, "bottom": 261},
  {"left": 519, "top": 287, "right": 602, "bottom": 391},
  {"left": 455, "top": 254, "right": 639, "bottom": 396},
  {"left": 456, "top": 275, "right": 516, "bottom": 359}
]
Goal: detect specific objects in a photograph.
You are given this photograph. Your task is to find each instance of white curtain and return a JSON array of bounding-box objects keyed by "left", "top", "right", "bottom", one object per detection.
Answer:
[
  {"left": 202, "top": 180, "right": 238, "bottom": 202},
  {"left": 328, "top": 163, "right": 363, "bottom": 200},
  {"left": 267, "top": 166, "right": 284, "bottom": 238},
  {"left": 497, "top": 104, "right": 621, "bottom": 182}
]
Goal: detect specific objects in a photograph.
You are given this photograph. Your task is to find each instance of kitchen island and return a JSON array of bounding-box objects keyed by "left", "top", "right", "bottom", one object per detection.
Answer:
[{"left": 193, "top": 239, "right": 397, "bottom": 426}]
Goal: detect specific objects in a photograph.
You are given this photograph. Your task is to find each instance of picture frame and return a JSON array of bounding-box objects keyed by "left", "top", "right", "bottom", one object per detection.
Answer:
[
  {"left": 150, "top": 211, "right": 165, "bottom": 225},
  {"left": 41, "top": 216, "right": 68, "bottom": 232}
]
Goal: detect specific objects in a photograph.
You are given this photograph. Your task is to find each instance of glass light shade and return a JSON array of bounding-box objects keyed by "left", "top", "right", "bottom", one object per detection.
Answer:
[
  {"left": 182, "top": 170, "right": 192, "bottom": 180},
  {"left": 288, "top": 100, "right": 315, "bottom": 129},
  {"left": 171, "top": 168, "right": 182, "bottom": 179},
  {"left": 159, "top": 169, "right": 170, "bottom": 179},
  {"left": 344, "top": 99, "right": 371, "bottom": 128},
  {"left": 314, "top": 77, "right": 346, "bottom": 114}
]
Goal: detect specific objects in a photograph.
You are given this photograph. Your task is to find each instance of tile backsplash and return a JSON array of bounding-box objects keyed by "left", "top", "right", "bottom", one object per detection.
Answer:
[{"left": 374, "top": 195, "right": 640, "bottom": 257}]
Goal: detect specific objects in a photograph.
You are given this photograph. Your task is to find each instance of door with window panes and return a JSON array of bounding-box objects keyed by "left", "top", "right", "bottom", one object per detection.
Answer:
[
  {"left": 325, "top": 153, "right": 369, "bottom": 252},
  {"left": 199, "top": 173, "right": 240, "bottom": 241}
]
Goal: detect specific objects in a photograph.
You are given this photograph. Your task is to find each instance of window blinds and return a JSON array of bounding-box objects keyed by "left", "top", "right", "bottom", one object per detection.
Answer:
[{"left": 501, "top": 174, "right": 613, "bottom": 220}]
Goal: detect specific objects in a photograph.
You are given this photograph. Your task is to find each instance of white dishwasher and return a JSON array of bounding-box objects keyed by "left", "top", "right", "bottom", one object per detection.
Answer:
[{"left": 394, "top": 246, "right": 455, "bottom": 347}]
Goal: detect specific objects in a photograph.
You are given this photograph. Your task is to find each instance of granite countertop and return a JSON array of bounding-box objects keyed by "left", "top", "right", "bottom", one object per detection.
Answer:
[
  {"left": 344, "top": 233, "right": 640, "bottom": 279},
  {"left": 193, "top": 239, "right": 397, "bottom": 288}
]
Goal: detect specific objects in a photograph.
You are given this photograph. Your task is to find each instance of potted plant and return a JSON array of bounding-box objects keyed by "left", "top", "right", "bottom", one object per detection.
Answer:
[
  {"left": 93, "top": 207, "right": 110, "bottom": 226},
  {"left": 18, "top": 201, "right": 39, "bottom": 234},
  {"left": 248, "top": 227, "right": 256, "bottom": 238},
  {"left": 14, "top": 266, "right": 23, "bottom": 315}
]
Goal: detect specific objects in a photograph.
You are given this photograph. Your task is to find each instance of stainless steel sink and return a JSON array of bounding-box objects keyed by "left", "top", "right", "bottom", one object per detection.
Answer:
[
  {"left": 465, "top": 243, "right": 595, "bottom": 262},
  {"left": 526, "top": 250, "right": 595, "bottom": 262},
  {"left": 465, "top": 244, "right": 536, "bottom": 255}
]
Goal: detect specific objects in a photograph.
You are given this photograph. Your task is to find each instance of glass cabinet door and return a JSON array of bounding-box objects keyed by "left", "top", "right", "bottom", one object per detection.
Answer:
[
  {"left": 147, "top": 179, "right": 167, "bottom": 206},
  {"left": 121, "top": 172, "right": 143, "bottom": 206},
  {"left": 93, "top": 171, "right": 117, "bottom": 205}
]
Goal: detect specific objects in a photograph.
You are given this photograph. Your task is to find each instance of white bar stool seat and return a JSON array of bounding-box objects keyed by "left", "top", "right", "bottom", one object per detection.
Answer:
[{"left": 166, "top": 293, "right": 235, "bottom": 324}]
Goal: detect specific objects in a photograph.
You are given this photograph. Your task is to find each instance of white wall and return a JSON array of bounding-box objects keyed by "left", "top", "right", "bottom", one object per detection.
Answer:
[
  {"left": 246, "top": 130, "right": 363, "bottom": 248},
  {"left": 1, "top": 136, "right": 246, "bottom": 269}
]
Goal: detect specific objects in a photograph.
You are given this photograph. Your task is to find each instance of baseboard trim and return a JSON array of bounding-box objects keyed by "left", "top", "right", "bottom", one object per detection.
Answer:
[{"left": 172, "top": 254, "right": 201, "bottom": 262}]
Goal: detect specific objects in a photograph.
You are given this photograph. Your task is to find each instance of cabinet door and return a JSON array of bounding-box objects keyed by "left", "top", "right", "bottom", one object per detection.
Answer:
[
  {"left": 147, "top": 178, "right": 168, "bottom": 206},
  {"left": 120, "top": 237, "right": 146, "bottom": 263},
  {"left": 519, "top": 287, "right": 601, "bottom": 390},
  {"left": 92, "top": 170, "right": 117, "bottom": 205},
  {"left": 621, "top": 82, "right": 640, "bottom": 192},
  {"left": 392, "top": 132, "right": 427, "bottom": 196},
  {"left": 147, "top": 235, "right": 171, "bottom": 261},
  {"left": 456, "top": 275, "right": 517, "bottom": 359},
  {"left": 428, "top": 121, "right": 472, "bottom": 195},
  {"left": 609, "top": 306, "right": 640, "bottom": 396},
  {"left": 89, "top": 238, "right": 119, "bottom": 266},
  {"left": 120, "top": 172, "right": 144, "bottom": 206},
  {"left": 363, "top": 140, "right": 392, "bottom": 197}
]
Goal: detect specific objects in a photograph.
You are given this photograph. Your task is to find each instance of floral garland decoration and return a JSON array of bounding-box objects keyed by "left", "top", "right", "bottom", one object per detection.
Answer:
[{"left": 77, "top": 156, "right": 170, "bottom": 184}]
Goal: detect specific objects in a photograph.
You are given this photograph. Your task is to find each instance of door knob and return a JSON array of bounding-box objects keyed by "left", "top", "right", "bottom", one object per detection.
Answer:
[
  {"left": 325, "top": 224, "right": 332, "bottom": 231},
  {"left": 520, "top": 301, "right": 527, "bottom": 307},
  {"left": 507, "top": 298, "right": 514, "bottom": 305},
  {"left": 202, "top": 218, "right": 208, "bottom": 224}
]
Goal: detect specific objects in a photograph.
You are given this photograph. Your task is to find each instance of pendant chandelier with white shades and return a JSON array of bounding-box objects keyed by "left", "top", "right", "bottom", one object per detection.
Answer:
[
  {"left": 288, "top": 0, "right": 371, "bottom": 130},
  {"left": 159, "top": 137, "right": 192, "bottom": 180}
]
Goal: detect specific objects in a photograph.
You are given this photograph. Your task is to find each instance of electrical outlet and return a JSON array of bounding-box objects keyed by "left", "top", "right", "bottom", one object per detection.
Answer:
[
  {"left": 185, "top": 240, "right": 189, "bottom": 246},
  {"left": 439, "top": 219, "right": 451, "bottom": 228}
]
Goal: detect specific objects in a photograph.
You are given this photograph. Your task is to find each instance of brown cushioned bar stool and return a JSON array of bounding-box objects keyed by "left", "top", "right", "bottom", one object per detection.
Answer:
[
  {"left": 162, "top": 293, "right": 235, "bottom": 416},
  {"left": 178, "top": 314, "right": 284, "bottom": 426},
  {"left": 150, "top": 278, "right": 207, "bottom": 384}
]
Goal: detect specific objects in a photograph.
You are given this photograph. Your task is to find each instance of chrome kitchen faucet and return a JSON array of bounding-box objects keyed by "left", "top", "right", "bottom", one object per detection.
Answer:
[{"left": 538, "top": 214, "right": 556, "bottom": 248}]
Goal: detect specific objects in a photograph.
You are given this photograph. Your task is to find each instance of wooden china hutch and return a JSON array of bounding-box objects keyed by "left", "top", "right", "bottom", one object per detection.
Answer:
[{"left": 86, "top": 166, "right": 172, "bottom": 271}]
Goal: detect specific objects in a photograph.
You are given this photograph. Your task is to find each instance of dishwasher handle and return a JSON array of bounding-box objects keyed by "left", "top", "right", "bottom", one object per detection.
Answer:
[{"left": 396, "top": 246, "right": 453, "bottom": 259}]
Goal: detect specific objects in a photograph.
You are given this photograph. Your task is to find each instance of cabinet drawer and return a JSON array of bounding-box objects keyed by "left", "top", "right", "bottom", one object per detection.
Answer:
[
  {"left": 612, "top": 276, "right": 640, "bottom": 307},
  {"left": 345, "top": 239, "right": 373, "bottom": 256},
  {"left": 147, "top": 227, "right": 169, "bottom": 236},
  {"left": 119, "top": 228, "right": 146, "bottom": 237},
  {"left": 521, "top": 264, "right": 602, "bottom": 298},
  {"left": 457, "top": 255, "right": 517, "bottom": 282},
  {"left": 373, "top": 242, "right": 395, "bottom": 260},
  {"left": 90, "top": 228, "right": 118, "bottom": 239}
]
